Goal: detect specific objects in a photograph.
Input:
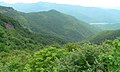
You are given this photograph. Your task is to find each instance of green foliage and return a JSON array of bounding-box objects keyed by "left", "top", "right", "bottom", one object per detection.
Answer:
[
  {"left": 99, "top": 38, "right": 120, "bottom": 72},
  {"left": 56, "top": 43, "right": 111, "bottom": 72},
  {"left": 0, "top": 37, "right": 120, "bottom": 72},
  {"left": 0, "top": 50, "right": 31, "bottom": 72},
  {"left": 63, "top": 43, "right": 81, "bottom": 52},
  {"left": 26, "top": 47, "right": 68, "bottom": 72},
  {"left": 0, "top": 6, "right": 120, "bottom": 72}
]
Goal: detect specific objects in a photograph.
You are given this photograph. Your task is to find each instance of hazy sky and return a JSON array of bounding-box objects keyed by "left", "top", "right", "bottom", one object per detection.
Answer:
[{"left": 0, "top": 0, "right": 120, "bottom": 8}]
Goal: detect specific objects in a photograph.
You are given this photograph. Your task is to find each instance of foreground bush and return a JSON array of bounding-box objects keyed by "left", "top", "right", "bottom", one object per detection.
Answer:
[
  {"left": 99, "top": 38, "right": 120, "bottom": 72},
  {"left": 0, "top": 39, "right": 120, "bottom": 72},
  {"left": 0, "top": 50, "right": 31, "bottom": 72},
  {"left": 25, "top": 46, "right": 68, "bottom": 72},
  {"left": 56, "top": 43, "right": 109, "bottom": 72}
]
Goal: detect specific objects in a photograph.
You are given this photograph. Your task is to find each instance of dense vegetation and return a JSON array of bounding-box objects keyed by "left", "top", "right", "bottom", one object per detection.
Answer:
[
  {"left": 0, "top": 36, "right": 120, "bottom": 71},
  {"left": 0, "top": 13, "right": 65, "bottom": 50},
  {"left": 0, "top": 6, "right": 120, "bottom": 72},
  {"left": 87, "top": 29, "right": 120, "bottom": 43},
  {"left": 0, "top": 6, "right": 97, "bottom": 41}
]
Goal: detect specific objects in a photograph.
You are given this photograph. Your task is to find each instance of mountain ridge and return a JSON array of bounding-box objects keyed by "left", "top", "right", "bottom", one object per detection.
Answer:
[
  {"left": 0, "top": 6, "right": 97, "bottom": 41},
  {"left": 1, "top": 2, "right": 120, "bottom": 23},
  {"left": 86, "top": 29, "right": 120, "bottom": 43}
]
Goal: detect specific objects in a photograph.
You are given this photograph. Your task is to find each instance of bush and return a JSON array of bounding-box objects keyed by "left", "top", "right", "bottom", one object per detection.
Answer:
[
  {"left": 25, "top": 46, "right": 68, "bottom": 72},
  {"left": 56, "top": 43, "right": 114, "bottom": 72},
  {"left": 0, "top": 50, "right": 31, "bottom": 72},
  {"left": 99, "top": 38, "right": 120, "bottom": 72}
]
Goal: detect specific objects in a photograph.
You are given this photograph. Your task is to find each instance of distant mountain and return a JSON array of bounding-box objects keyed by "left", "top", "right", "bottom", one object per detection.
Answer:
[
  {"left": 1, "top": 2, "right": 120, "bottom": 23},
  {"left": 92, "top": 23, "right": 120, "bottom": 31},
  {"left": 0, "top": 6, "right": 97, "bottom": 41},
  {"left": 22, "top": 9, "right": 97, "bottom": 41},
  {"left": 87, "top": 29, "right": 120, "bottom": 43}
]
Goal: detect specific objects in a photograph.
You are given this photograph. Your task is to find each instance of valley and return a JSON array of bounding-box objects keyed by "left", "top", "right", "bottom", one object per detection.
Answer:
[{"left": 0, "top": 2, "right": 120, "bottom": 72}]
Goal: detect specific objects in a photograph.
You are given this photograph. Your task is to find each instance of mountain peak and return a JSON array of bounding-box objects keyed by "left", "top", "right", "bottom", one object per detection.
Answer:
[
  {"left": 0, "top": 6, "right": 14, "bottom": 13},
  {"left": 48, "top": 9, "right": 61, "bottom": 13}
]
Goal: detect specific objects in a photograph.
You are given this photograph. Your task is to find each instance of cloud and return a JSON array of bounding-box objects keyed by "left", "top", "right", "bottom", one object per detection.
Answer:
[{"left": 0, "top": 0, "right": 120, "bottom": 8}]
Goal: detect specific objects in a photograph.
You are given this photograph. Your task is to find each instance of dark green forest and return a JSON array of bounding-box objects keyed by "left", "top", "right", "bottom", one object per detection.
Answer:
[
  {"left": 0, "top": 6, "right": 97, "bottom": 41},
  {"left": 0, "top": 6, "right": 120, "bottom": 72}
]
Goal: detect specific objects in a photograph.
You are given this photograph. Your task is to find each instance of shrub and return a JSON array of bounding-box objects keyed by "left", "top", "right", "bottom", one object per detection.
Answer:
[
  {"left": 25, "top": 46, "right": 68, "bottom": 72},
  {"left": 56, "top": 43, "right": 104, "bottom": 72},
  {"left": 99, "top": 38, "right": 120, "bottom": 72}
]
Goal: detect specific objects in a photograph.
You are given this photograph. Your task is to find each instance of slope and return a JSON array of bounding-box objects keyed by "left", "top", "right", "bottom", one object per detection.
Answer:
[
  {"left": 87, "top": 29, "right": 120, "bottom": 43},
  {"left": 22, "top": 10, "right": 96, "bottom": 41},
  {"left": 0, "top": 13, "right": 65, "bottom": 52},
  {"left": 0, "top": 6, "right": 97, "bottom": 41},
  {"left": 0, "top": 13, "right": 39, "bottom": 51}
]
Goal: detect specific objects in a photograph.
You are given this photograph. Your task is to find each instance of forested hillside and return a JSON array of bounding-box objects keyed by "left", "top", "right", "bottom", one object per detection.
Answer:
[
  {"left": 0, "top": 6, "right": 97, "bottom": 41},
  {"left": 0, "top": 15, "right": 119, "bottom": 71},
  {"left": 0, "top": 5, "right": 120, "bottom": 72},
  {"left": 86, "top": 29, "right": 120, "bottom": 43},
  {"left": 0, "top": 13, "right": 39, "bottom": 51},
  {"left": 22, "top": 10, "right": 96, "bottom": 41},
  {"left": 0, "top": 13, "right": 65, "bottom": 49}
]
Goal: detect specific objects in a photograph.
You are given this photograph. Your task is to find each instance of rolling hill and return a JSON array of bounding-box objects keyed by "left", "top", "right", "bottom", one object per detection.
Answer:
[
  {"left": 0, "top": 6, "right": 97, "bottom": 41},
  {"left": 0, "top": 13, "right": 66, "bottom": 48},
  {"left": 87, "top": 29, "right": 120, "bottom": 43}
]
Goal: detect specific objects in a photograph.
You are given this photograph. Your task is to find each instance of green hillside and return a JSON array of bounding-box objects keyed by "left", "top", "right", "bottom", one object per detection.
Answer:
[
  {"left": 0, "top": 13, "right": 65, "bottom": 50},
  {"left": 0, "top": 6, "right": 119, "bottom": 72},
  {"left": 87, "top": 29, "right": 120, "bottom": 43},
  {"left": 0, "top": 6, "right": 97, "bottom": 41},
  {"left": 0, "top": 13, "right": 39, "bottom": 51},
  {"left": 0, "top": 14, "right": 119, "bottom": 71},
  {"left": 23, "top": 10, "right": 96, "bottom": 41}
]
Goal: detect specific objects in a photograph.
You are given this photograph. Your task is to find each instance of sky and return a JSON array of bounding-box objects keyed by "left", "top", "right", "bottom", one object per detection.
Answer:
[{"left": 0, "top": 0, "right": 120, "bottom": 8}]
